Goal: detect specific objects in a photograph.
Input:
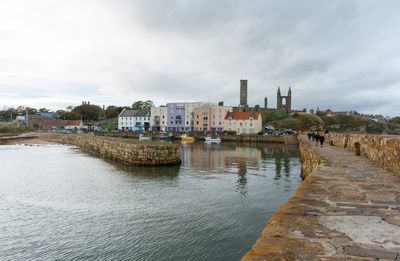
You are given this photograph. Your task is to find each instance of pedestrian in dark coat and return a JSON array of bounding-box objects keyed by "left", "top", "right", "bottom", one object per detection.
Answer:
[
  {"left": 307, "top": 132, "right": 312, "bottom": 141},
  {"left": 311, "top": 132, "right": 316, "bottom": 141},
  {"left": 319, "top": 133, "right": 325, "bottom": 147},
  {"left": 315, "top": 133, "right": 320, "bottom": 146}
]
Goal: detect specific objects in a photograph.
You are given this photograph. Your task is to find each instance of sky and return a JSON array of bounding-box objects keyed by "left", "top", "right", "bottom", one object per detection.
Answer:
[{"left": 0, "top": 0, "right": 399, "bottom": 116}]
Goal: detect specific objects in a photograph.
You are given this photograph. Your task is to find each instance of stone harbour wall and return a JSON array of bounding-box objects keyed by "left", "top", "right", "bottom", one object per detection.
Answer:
[
  {"left": 221, "top": 135, "right": 298, "bottom": 145},
  {"left": 298, "top": 137, "right": 325, "bottom": 179},
  {"left": 328, "top": 133, "right": 400, "bottom": 174},
  {"left": 49, "top": 134, "right": 181, "bottom": 166},
  {"left": 242, "top": 135, "right": 400, "bottom": 260}
]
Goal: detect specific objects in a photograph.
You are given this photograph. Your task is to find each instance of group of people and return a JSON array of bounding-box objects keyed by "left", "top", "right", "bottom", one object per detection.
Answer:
[{"left": 307, "top": 131, "right": 325, "bottom": 147}]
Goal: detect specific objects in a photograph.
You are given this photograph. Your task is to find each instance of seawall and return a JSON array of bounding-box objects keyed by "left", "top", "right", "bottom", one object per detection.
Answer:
[
  {"left": 298, "top": 137, "right": 325, "bottom": 179},
  {"left": 242, "top": 135, "right": 400, "bottom": 260},
  {"left": 328, "top": 133, "right": 400, "bottom": 174},
  {"left": 221, "top": 135, "right": 298, "bottom": 145},
  {"left": 0, "top": 134, "right": 39, "bottom": 144},
  {"left": 44, "top": 134, "right": 181, "bottom": 166}
]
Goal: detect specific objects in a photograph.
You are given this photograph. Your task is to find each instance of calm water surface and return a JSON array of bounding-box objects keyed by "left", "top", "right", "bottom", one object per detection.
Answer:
[{"left": 0, "top": 142, "right": 301, "bottom": 261}]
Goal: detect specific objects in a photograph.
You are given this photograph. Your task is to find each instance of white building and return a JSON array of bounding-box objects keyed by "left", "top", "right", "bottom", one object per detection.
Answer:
[
  {"left": 223, "top": 111, "right": 262, "bottom": 134},
  {"left": 118, "top": 108, "right": 151, "bottom": 132},
  {"left": 150, "top": 106, "right": 168, "bottom": 131}
]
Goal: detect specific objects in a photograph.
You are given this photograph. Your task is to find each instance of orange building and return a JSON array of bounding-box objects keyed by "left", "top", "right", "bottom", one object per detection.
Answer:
[{"left": 193, "top": 104, "right": 232, "bottom": 132}]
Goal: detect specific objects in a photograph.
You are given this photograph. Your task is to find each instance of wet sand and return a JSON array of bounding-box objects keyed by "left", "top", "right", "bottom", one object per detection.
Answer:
[{"left": 11, "top": 138, "right": 57, "bottom": 145}]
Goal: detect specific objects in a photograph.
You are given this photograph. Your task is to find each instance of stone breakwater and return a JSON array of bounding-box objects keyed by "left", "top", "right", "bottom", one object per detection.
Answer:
[
  {"left": 298, "top": 138, "right": 325, "bottom": 179},
  {"left": 45, "top": 134, "right": 181, "bottom": 166},
  {"left": 328, "top": 133, "right": 400, "bottom": 174},
  {"left": 0, "top": 134, "right": 39, "bottom": 144},
  {"left": 221, "top": 135, "right": 298, "bottom": 145},
  {"left": 242, "top": 136, "right": 400, "bottom": 260}
]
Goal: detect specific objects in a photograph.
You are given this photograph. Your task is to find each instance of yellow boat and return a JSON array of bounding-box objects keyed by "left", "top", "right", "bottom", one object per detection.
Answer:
[{"left": 180, "top": 134, "right": 194, "bottom": 142}]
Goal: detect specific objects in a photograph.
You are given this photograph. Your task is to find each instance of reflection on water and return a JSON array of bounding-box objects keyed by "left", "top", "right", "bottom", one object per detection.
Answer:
[{"left": 0, "top": 142, "right": 301, "bottom": 261}]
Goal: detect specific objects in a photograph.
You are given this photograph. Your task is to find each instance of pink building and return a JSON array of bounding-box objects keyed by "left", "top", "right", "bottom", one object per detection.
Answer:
[{"left": 193, "top": 104, "right": 232, "bottom": 132}]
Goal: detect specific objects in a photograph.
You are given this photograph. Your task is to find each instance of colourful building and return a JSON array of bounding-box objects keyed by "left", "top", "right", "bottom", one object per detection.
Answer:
[
  {"left": 193, "top": 104, "right": 232, "bottom": 132},
  {"left": 150, "top": 106, "right": 168, "bottom": 131},
  {"left": 118, "top": 108, "right": 150, "bottom": 132},
  {"left": 167, "top": 102, "right": 203, "bottom": 132}
]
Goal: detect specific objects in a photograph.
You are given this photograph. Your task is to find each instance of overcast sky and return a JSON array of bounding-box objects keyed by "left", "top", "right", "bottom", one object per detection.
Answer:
[{"left": 0, "top": 0, "right": 399, "bottom": 115}]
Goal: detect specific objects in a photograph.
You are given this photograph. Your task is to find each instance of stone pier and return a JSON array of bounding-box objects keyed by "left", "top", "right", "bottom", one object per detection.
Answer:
[
  {"left": 242, "top": 135, "right": 400, "bottom": 260},
  {"left": 45, "top": 134, "right": 181, "bottom": 166}
]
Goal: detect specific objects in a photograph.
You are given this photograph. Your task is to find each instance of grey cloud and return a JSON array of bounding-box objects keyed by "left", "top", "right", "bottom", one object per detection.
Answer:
[{"left": 1, "top": 0, "right": 400, "bottom": 116}]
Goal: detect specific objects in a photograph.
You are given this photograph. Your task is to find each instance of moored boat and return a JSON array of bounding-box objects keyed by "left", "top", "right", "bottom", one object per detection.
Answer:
[
  {"left": 180, "top": 134, "right": 195, "bottom": 142},
  {"left": 139, "top": 134, "right": 152, "bottom": 141},
  {"left": 155, "top": 134, "right": 174, "bottom": 141},
  {"left": 205, "top": 136, "right": 221, "bottom": 143}
]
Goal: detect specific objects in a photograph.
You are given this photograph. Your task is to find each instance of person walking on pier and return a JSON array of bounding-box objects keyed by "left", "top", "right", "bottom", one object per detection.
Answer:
[
  {"left": 319, "top": 133, "right": 325, "bottom": 147},
  {"left": 315, "top": 133, "right": 320, "bottom": 146}
]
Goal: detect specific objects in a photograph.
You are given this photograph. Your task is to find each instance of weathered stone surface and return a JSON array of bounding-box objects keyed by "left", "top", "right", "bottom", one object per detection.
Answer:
[
  {"left": 328, "top": 133, "right": 400, "bottom": 174},
  {"left": 242, "top": 136, "right": 400, "bottom": 261},
  {"left": 44, "top": 134, "right": 181, "bottom": 166},
  {"left": 345, "top": 245, "right": 398, "bottom": 260}
]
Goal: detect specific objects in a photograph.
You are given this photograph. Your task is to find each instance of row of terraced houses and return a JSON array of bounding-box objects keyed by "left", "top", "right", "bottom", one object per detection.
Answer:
[{"left": 118, "top": 102, "right": 262, "bottom": 134}]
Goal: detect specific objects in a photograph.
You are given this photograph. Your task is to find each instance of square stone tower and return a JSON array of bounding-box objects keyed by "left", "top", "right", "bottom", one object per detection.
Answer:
[{"left": 240, "top": 79, "right": 248, "bottom": 107}]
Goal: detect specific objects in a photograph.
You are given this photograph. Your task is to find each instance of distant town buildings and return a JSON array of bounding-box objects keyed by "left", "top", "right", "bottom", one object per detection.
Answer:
[
  {"left": 223, "top": 111, "right": 262, "bottom": 134},
  {"left": 118, "top": 108, "right": 150, "bottom": 132},
  {"left": 27, "top": 115, "right": 83, "bottom": 131},
  {"left": 193, "top": 103, "right": 233, "bottom": 132},
  {"left": 12, "top": 79, "right": 306, "bottom": 134},
  {"left": 150, "top": 106, "right": 167, "bottom": 132},
  {"left": 233, "top": 79, "right": 295, "bottom": 114},
  {"left": 166, "top": 102, "right": 204, "bottom": 132}
]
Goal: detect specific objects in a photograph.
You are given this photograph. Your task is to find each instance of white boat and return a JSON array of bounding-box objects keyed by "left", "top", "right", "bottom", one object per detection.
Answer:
[
  {"left": 205, "top": 136, "right": 221, "bottom": 143},
  {"left": 139, "top": 134, "right": 152, "bottom": 141}
]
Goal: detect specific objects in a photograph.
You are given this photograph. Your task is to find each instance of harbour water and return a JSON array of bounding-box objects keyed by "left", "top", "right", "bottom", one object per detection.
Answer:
[{"left": 0, "top": 142, "right": 301, "bottom": 260}]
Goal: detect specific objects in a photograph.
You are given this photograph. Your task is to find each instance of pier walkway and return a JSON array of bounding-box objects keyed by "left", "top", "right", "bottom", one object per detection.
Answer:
[{"left": 243, "top": 137, "right": 400, "bottom": 260}]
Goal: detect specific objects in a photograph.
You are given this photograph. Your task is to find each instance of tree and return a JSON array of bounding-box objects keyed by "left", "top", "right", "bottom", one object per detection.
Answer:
[
  {"left": 390, "top": 117, "right": 400, "bottom": 124},
  {"left": 131, "top": 100, "right": 154, "bottom": 110},
  {"left": 105, "top": 106, "right": 120, "bottom": 119},
  {"left": 72, "top": 104, "right": 102, "bottom": 121},
  {"left": 132, "top": 101, "right": 145, "bottom": 110},
  {"left": 0, "top": 108, "right": 18, "bottom": 121},
  {"left": 56, "top": 110, "right": 81, "bottom": 120},
  {"left": 39, "top": 108, "right": 50, "bottom": 113},
  {"left": 144, "top": 100, "right": 154, "bottom": 108}
]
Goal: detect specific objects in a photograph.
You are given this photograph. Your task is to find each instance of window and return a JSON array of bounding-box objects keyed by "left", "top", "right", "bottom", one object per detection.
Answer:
[{"left": 186, "top": 121, "right": 189, "bottom": 125}]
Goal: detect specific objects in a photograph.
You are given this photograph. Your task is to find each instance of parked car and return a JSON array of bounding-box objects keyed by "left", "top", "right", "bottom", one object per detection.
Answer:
[{"left": 282, "top": 129, "right": 297, "bottom": 136}]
